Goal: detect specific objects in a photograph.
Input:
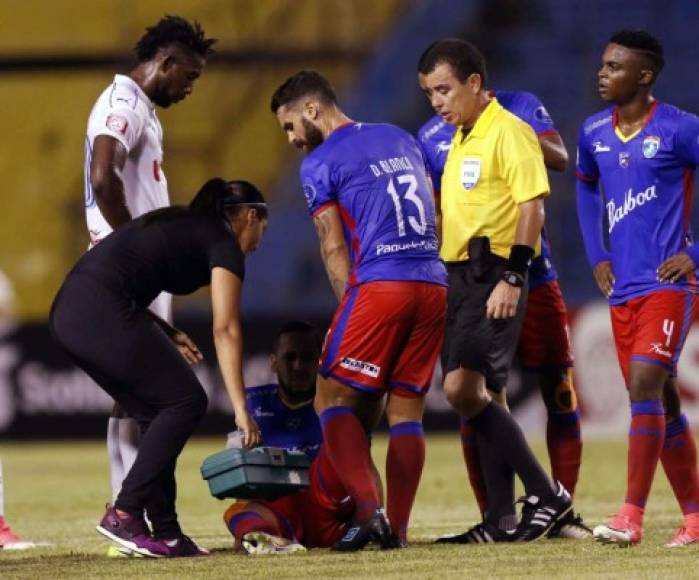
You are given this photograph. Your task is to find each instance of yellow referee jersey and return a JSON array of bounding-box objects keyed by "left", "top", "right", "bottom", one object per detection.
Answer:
[{"left": 440, "top": 98, "right": 550, "bottom": 263}]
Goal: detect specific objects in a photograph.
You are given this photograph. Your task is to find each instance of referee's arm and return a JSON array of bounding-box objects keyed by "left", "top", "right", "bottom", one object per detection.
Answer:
[
  {"left": 485, "top": 194, "right": 546, "bottom": 320},
  {"left": 513, "top": 196, "right": 546, "bottom": 249}
]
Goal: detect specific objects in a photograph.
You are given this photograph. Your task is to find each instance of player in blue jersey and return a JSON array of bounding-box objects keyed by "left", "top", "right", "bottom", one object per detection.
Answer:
[
  {"left": 418, "top": 91, "right": 587, "bottom": 542},
  {"left": 224, "top": 321, "right": 359, "bottom": 554},
  {"left": 270, "top": 70, "right": 447, "bottom": 550},
  {"left": 577, "top": 30, "right": 699, "bottom": 547},
  {"left": 246, "top": 320, "right": 323, "bottom": 458}
]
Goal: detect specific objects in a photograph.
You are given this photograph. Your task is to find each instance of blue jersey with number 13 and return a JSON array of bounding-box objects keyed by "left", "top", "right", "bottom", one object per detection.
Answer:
[{"left": 300, "top": 122, "right": 447, "bottom": 289}]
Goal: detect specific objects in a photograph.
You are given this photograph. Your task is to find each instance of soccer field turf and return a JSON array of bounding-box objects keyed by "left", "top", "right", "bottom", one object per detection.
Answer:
[{"left": 1, "top": 434, "right": 698, "bottom": 579}]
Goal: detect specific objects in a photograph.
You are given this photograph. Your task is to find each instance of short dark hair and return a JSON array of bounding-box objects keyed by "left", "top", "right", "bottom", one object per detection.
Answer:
[
  {"left": 270, "top": 70, "right": 338, "bottom": 113},
  {"left": 273, "top": 320, "right": 322, "bottom": 353},
  {"left": 609, "top": 30, "right": 664, "bottom": 79},
  {"left": 418, "top": 38, "right": 488, "bottom": 86},
  {"left": 135, "top": 15, "right": 217, "bottom": 62}
]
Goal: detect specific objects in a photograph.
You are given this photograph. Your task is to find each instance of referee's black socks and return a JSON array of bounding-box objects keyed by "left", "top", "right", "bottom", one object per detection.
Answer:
[
  {"left": 477, "top": 433, "right": 517, "bottom": 531},
  {"left": 470, "top": 401, "right": 554, "bottom": 499}
]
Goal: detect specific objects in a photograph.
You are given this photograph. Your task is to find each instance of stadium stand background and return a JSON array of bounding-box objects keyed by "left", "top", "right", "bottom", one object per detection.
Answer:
[
  {"left": 252, "top": 0, "right": 699, "bottom": 314},
  {"left": 2, "top": 0, "right": 698, "bottom": 319},
  {"left": 0, "top": 0, "right": 405, "bottom": 319},
  {"left": 2, "top": 0, "right": 699, "bottom": 437}
]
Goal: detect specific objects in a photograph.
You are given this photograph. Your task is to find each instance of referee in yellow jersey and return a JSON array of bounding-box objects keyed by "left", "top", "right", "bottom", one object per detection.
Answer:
[{"left": 418, "top": 39, "right": 574, "bottom": 542}]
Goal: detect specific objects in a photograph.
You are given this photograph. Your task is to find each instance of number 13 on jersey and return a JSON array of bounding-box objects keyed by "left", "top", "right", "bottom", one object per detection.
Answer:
[{"left": 386, "top": 174, "right": 428, "bottom": 237}]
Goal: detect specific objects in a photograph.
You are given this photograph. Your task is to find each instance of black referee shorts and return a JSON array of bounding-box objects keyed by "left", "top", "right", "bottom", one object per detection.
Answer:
[{"left": 442, "top": 257, "right": 528, "bottom": 392}]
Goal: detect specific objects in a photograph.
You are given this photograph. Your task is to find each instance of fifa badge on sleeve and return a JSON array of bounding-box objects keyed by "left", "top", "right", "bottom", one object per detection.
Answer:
[{"left": 461, "top": 157, "right": 481, "bottom": 190}]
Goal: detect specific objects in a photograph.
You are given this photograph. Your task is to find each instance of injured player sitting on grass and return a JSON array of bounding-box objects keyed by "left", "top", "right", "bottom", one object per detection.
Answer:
[{"left": 222, "top": 321, "right": 384, "bottom": 554}]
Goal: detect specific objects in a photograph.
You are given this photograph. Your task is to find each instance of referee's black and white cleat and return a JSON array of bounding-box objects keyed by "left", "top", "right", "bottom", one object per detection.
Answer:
[
  {"left": 436, "top": 521, "right": 514, "bottom": 544},
  {"left": 513, "top": 482, "right": 573, "bottom": 542},
  {"left": 333, "top": 508, "right": 400, "bottom": 552}
]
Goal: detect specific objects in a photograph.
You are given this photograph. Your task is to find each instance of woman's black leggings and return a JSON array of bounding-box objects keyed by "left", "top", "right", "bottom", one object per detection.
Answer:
[{"left": 50, "top": 273, "right": 208, "bottom": 538}]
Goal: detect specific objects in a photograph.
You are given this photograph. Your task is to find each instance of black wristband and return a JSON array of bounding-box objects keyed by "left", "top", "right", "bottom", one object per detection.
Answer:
[{"left": 506, "top": 244, "right": 535, "bottom": 276}]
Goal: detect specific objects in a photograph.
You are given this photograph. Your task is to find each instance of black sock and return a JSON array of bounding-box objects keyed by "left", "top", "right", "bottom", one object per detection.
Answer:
[
  {"left": 477, "top": 433, "right": 516, "bottom": 531},
  {"left": 470, "top": 401, "right": 553, "bottom": 499}
]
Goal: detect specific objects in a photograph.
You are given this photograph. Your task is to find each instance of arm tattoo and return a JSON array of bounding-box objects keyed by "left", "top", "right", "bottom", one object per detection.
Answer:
[{"left": 314, "top": 209, "right": 350, "bottom": 302}]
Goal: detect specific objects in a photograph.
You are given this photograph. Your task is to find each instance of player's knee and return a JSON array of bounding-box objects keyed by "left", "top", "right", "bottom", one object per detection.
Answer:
[
  {"left": 628, "top": 375, "right": 664, "bottom": 402},
  {"left": 443, "top": 379, "right": 461, "bottom": 408},
  {"left": 539, "top": 367, "right": 578, "bottom": 415},
  {"left": 444, "top": 379, "right": 487, "bottom": 416},
  {"left": 386, "top": 390, "right": 424, "bottom": 419}
]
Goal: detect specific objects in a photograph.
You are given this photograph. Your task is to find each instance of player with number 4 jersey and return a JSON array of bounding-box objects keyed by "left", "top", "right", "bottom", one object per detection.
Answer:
[
  {"left": 577, "top": 30, "right": 699, "bottom": 547},
  {"left": 272, "top": 71, "right": 446, "bottom": 551}
]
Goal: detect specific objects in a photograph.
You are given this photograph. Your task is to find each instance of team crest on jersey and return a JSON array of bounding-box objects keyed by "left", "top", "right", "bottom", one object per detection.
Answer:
[
  {"left": 461, "top": 157, "right": 481, "bottom": 190},
  {"left": 302, "top": 183, "right": 316, "bottom": 206},
  {"left": 106, "top": 114, "right": 128, "bottom": 134},
  {"left": 618, "top": 152, "right": 630, "bottom": 168},
  {"left": 642, "top": 136, "right": 661, "bottom": 158}
]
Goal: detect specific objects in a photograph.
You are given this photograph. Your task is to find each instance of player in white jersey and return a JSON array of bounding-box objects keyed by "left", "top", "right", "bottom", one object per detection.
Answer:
[{"left": 83, "top": 16, "right": 215, "bottom": 551}]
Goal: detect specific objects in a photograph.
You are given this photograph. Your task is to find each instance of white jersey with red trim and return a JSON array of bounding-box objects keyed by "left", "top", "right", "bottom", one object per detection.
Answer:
[{"left": 83, "top": 74, "right": 169, "bottom": 246}]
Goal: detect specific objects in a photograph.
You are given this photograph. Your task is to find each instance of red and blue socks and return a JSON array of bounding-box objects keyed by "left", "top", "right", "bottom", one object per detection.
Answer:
[
  {"left": 624, "top": 400, "right": 665, "bottom": 517},
  {"left": 386, "top": 421, "right": 425, "bottom": 544},
  {"left": 224, "top": 508, "right": 280, "bottom": 545},
  {"left": 319, "top": 406, "right": 380, "bottom": 523},
  {"left": 546, "top": 410, "right": 582, "bottom": 497},
  {"left": 661, "top": 414, "right": 699, "bottom": 517},
  {"left": 460, "top": 418, "right": 488, "bottom": 516}
]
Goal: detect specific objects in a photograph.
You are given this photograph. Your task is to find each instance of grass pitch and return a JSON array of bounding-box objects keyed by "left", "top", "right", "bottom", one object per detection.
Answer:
[{"left": 1, "top": 434, "right": 698, "bottom": 579}]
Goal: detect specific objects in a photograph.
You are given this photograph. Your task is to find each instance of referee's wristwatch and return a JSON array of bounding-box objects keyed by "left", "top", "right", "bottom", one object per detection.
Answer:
[{"left": 502, "top": 270, "right": 525, "bottom": 288}]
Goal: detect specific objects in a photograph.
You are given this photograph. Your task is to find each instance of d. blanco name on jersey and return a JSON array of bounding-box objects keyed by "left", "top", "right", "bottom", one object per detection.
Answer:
[{"left": 84, "top": 74, "right": 169, "bottom": 245}]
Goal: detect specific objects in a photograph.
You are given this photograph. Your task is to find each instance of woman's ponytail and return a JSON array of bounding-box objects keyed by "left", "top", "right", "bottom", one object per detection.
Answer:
[
  {"left": 189, "top": 178, "right": 230, "bottom": 217},
  {"left": 190, "top": 178, "right": 267, "bottom": 219}
]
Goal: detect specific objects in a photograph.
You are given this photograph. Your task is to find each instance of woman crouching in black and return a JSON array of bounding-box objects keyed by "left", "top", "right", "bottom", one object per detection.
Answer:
[{"left": 50, "top": 178, "right": 267, "bottom": 557}]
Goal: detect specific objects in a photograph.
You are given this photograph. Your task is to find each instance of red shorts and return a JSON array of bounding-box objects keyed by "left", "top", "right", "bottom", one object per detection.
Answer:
[
  {"left": 517, "top": 280, "right": 573, "bottom": 369},
  {"left": 320, "top": 281, "right": 446, "bottom": 397},
  {"left": 611, "top": 289, "right": 696, "bottom": 382},
  {"left": 259, "top": 447, "right": 354, "bottom": 547}
]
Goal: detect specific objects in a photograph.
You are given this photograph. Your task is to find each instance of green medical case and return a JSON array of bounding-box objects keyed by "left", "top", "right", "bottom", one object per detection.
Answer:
[{"left": 200, "top": 446, "right": 311, "bottom": 501}]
